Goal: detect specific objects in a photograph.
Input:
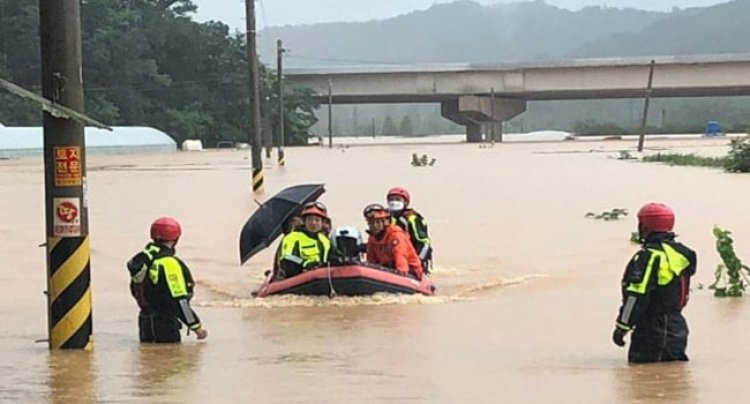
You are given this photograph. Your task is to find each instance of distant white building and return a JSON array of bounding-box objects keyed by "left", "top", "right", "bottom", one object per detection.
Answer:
[{"left": 0, "top": 126, "right": 177, "bottom": 158}]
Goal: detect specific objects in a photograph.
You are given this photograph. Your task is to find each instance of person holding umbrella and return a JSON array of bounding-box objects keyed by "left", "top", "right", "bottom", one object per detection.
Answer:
[
  {"left": 270, "top": 214, "right": 304, "bottom": 280},
  {"left": 271, "top": 201, "right": 330, "bottom": 280},
  {"left": 303, "top": 201, "right": 332, "bottom": 236},
  {"left": 277, "top": 204, "right": 332, "bottom": 279},
  {"left": 240, "top": 184, "right": 326, "bottom": 266}
]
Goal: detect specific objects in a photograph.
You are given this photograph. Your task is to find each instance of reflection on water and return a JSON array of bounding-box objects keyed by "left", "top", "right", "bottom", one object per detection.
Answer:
[
  {"left": 131, "top": 344, "right": 205, "bottom": 403},
  {"left": 612, "top": 363, "right": 696, "bottom": 404},
  {"left": 47, "top": 351, "right": 95, "bottom": 404},
  {"left": 712, "top": 296, "right": 747, "bottom": 324}
]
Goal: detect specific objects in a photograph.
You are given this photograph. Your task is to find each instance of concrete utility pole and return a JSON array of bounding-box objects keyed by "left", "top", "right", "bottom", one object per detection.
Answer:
[
  {"left": 276, "top": 39, "right": 285, "bottom": 166},
  {"left": 490, "top": 87, "right": 497, "bottom": 142},
  {"left": 245, "top": 0, "right": 263, "bottom": 193},
  {"left": 40, "top": 0, "right": 92, "bottom": 350},
  {"left": 637, "top": 60, "right": 656, "bottom": 153},
  {"left": 264, "top": 109, "right": 272, "bottom": 159},
  {"left": 328, "top": 78, "right": 333, "bottom": 149}
]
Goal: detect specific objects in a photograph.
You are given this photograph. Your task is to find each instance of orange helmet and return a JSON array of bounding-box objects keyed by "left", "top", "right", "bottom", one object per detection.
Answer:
[
  {"left": 150, "top": 217, "right": 182, "bottom": 241},
  {"left": 387, "top": 187, "right": 411, "bottom": 205},
  {"left": 301, "top": 205, "right": 328, "bottom": 220},
  {"left": 637, "top": 202, "right": 675, "bottom": 233},
  {"left": 302, "top": 201, "right": 327, "bottom": 214},
  {"left": 363, "top": 203, "right": 390, "bottom": 220}
]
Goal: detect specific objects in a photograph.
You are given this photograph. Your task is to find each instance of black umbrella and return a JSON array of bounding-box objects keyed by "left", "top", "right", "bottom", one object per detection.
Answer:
[{"left": 239, "top": 183, "right": 325, "bottom": 264}]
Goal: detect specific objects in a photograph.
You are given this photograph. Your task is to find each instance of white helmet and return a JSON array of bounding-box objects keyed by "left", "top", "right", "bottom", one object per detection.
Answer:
[{"left": 331, "top": 226, "right": 364, "bottom": 261}]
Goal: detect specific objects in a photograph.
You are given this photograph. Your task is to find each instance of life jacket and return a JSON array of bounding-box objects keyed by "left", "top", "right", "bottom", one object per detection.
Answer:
[
  {"left": 616, "top": 233, "right": 696, "bottom": 330},
  {"left": 126, "top": 243, "right": 163, "bottom": 309},
  {"left": 366, "top": 224, "right": 423, "bottom": 279},
  {"left": 392, "top": 209, "right": 432, "bottom": 262},
  {"left": 278, "top": 230, "right": 331, "bottom": 270}
]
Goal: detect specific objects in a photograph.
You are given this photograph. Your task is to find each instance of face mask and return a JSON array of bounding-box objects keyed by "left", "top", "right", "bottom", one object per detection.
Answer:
[{"left": 388, "top": 200, "right": 405, "bottom": 212}]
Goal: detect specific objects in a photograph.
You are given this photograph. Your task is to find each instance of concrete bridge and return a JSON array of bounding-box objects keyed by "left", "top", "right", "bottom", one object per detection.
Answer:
[{"left": 286, "top": 54, "right": 750, "bottom": 142}]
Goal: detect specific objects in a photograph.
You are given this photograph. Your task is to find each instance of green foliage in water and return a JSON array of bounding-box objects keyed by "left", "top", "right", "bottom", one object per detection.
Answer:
[
  {"left": 641, "top": 153, "right": 727, "bottom": 168},
  {"left": 725, "top": 136, "right": 750, "bottom": 173},
  {"left": 641, "top": 137, "right": 750, "bottom": 173},
  {"left": 585, "top": 208, "right": 628, "bottom": 221},
  {"left": 709, "top": 226, "right": 750, "bottom": 297}
]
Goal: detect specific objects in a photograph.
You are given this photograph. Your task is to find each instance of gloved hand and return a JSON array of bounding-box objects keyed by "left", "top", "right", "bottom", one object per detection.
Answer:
[
  {"left": 195, "top": 327, "right": 209, "bottom": 340},
  {"left": 612, "top": 327, "right": 628, "bottom": 347}
]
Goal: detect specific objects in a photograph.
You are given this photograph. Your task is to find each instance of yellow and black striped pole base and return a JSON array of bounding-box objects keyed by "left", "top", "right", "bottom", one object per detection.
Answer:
[
  {"left": 47, "top": 236, "right": 93, "bottom": 350},
  {"left": 278, "top": 149, "right": 285, "bottom": 166},
  {"left": 252, "top": 167, "right": 264, "bottom": 194}
]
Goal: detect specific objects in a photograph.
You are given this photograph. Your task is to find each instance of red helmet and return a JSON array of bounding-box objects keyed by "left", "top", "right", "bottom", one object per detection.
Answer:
[
  {"left": 363, "top": 203, "right": 390, "bottom": 220},
  {"left": 387, "top": 187, "right": 411, "bottom": 205},
  {"left": 301, "top": 205, "right": 329, "bottom": 220},
  {"left": 637, "top": 202, "right": 675, "bottom": 233},
  {"left": 150, "top": 217, "right": 182, "bottom": 241}
]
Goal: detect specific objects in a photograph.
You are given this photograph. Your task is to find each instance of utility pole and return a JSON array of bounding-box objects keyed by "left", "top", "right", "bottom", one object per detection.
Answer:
[
  {"left": 353, "top": 105, "right": 358, "bottom": 136},
  {"left": 245, "top": 0, "right": 263, "bottom": 193},
  {"left": 40, "top": 0, "right": 92, "bottom": 350},
  {"left": 276, "top": 39, "right": 285, "bottom": 166},
  {"left": 1, "top": 0, "right": 7, "bottom": 69},
  {"left": 264, "top": 106, "right": 271, "bottom": 159},
  {"left": 490, "top": 87, "right": 496, "bottom": 142},
  {"left": 637, "top": 60, "right": 656, "bottom": 153},
  {"left": 328, "top": 78, "right": 333, "bottom": 149}
]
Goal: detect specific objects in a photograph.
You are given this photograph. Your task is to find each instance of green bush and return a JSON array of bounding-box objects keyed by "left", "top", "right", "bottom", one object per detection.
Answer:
[
  {"left": 725, "top": 137, "right": 750, "bottom": 173},
  {"left": 709, "top": 226, "right": 750, "bottom": 297}
]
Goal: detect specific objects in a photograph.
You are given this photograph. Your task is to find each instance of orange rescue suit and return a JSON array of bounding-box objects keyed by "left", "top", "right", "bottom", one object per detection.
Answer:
[{"left": 366, "top": 224, "right": 424, "bottom": 280}]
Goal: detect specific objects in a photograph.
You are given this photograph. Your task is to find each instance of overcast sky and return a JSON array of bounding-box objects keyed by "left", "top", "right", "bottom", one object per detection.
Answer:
[{"left": 192, "top": 0, "right": 729, "bottom": 30}]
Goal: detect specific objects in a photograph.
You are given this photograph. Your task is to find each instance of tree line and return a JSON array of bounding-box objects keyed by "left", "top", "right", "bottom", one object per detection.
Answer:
[{"left": 0, "top": 0, "right": 319, "bottom": 146}]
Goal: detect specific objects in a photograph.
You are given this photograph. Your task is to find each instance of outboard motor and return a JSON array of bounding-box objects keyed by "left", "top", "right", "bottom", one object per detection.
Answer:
[{"left": 331, "top": 226, "right": 364, "bottom": 263}]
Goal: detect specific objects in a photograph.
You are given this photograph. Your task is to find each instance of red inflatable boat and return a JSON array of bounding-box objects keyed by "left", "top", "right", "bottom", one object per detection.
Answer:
[{"left": 254, "top": 263, "right": 435, "bottom": 297}]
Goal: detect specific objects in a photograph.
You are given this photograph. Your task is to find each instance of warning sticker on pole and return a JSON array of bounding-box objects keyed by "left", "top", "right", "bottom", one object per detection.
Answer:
[
  {"left": 54, "top": 146, "right": 82, "bottom": 187},
  {"left": 53, "top": 197, "right": 81, "bottom": 237}
]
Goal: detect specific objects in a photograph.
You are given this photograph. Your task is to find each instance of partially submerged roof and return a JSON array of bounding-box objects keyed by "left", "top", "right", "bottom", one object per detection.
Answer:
[{"left": 0, "top": 126, "right": 177, "bottom": 157}]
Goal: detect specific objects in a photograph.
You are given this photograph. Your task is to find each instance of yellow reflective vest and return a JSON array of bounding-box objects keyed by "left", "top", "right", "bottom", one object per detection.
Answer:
[
  {"left": 278, "top": 230, "right": 331, "bottom": 276},
  {"left": 616, "top": 236, "right": 696, "bottom": 331},
  {"left": 145, "top": 251, "right": 202, "bottom": 330}
]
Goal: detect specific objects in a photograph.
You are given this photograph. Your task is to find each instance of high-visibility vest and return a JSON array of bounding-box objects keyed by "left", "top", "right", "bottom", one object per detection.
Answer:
[{"left": 279, "top": 231, "right": 331, "bottom": 269}]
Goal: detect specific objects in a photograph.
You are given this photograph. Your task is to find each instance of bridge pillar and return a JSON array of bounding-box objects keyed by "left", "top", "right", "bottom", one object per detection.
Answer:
[
  {"left": 486, "top": 121, "right": 502, "bottom": 142},
  {"left": 466, "top": 122, "right": 482, "bottom": 143},
  {"left": 441, "top": 96, "right": 525, "bottom": 143}
]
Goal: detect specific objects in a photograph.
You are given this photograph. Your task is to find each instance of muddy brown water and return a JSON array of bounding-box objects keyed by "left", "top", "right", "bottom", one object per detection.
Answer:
[{"left": 2, "top": 136, "right": 749, "bottom": 403}]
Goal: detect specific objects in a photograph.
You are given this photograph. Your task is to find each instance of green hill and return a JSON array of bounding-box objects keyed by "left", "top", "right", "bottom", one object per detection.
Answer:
[{"left": 258, "top": 0, "right": 667, "bottom": 66}]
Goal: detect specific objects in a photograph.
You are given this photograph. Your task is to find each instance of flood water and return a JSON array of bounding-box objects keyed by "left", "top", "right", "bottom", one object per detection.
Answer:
[{"left": 2, "top": 135, "right": 750, "bottom": 403}]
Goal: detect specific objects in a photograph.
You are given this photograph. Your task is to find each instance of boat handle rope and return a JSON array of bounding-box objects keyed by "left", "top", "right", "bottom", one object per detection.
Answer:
[{"left": 326, "top": 262, "right": 337, "bottom": 299}]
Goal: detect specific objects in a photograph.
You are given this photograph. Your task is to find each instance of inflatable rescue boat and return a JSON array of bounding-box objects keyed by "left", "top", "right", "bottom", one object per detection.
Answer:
[{"left": 254, "top": 263, "right": 435, "bottom": 297}]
